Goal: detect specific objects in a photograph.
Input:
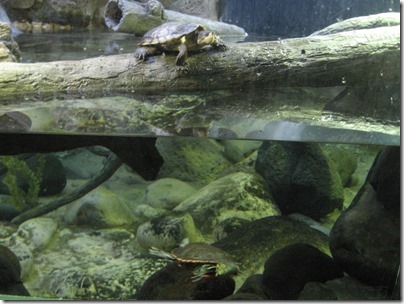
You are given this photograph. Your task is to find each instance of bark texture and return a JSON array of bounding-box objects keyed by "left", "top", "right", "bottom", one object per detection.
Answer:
[{"left": 0, "top": 17, "right": 399, "bottom": 99}]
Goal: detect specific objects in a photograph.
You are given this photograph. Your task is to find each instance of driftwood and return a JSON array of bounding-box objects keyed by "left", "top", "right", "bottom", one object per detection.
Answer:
[
  {"left": 0, "top": 15, "right": 399, "bottom": 100},
  {"left": 104, "top": 0, "right": 247, "bottom": 36},
  {"left": 11, "top": 152, "right": 123, "bottom": 225}
]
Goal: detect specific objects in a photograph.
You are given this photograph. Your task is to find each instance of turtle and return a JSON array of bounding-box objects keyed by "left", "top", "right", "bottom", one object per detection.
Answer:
[
  {"left": 149, "top": 240, "right": 239, "bottom": 281},
  {"left": 134, "top": 22, "right": 227, "bottom": 66}
]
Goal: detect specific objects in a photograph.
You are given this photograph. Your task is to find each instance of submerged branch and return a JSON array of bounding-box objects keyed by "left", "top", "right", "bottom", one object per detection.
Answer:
[{"left": 11, "top": 152, "right": 123, "bottom": 225}]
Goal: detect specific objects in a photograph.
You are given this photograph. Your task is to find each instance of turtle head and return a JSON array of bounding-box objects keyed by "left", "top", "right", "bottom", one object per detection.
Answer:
[
  {"left": 197, "top": 31, "right": 219, "bottom": 46},
  {"left": 215, "top": 261, "right": 239, "bottom": 277}
]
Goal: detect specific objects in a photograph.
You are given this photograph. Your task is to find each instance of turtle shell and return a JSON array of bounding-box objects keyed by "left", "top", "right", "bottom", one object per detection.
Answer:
[
  {"left": 171, "top": 242, "right": 233, "bottom": 264},
  {"left": 138, "top": 22, "right": 206, "bottom": 47}
]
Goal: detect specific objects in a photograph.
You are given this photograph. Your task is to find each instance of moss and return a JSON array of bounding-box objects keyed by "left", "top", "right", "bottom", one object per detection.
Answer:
[{"left": 1, "top": 154, "right": 45, "bottom": 211}]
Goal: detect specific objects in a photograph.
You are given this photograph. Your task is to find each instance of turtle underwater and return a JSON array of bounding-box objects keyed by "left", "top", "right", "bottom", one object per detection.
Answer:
[
  {"left": 149, "top": 240, "right": 239, "bottom": 281},
  {"left": 134, "top": 22, "right": 227, "bottom": 66}
]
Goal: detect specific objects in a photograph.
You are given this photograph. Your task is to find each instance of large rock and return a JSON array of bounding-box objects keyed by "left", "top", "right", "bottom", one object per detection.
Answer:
[
  {"left": 63, "top": 187, "right": 138, "bottom": 228},
  {"left": 173, "top": 172, "right": 280, "bottom": 235},
  {"left": 330, "top": 185, "right": 400, "bottom": 288},
  {"left": 137, "top": 262, "right": 235, "bottom": 300},
  {"left": 262, "top": 243, "right": 343, "bottom": 299},
  {"left": 159, "top": 0, "right": 219, "bottom": 20},
  {"left": 329, "top": 147, "right": 400, "bottom": 293},
  {"left": 255, "top": 141, "right": 344, "bottom": 220},
  {"left": 144, "top": 178, "right": 197, "bottom": 210},
  {"left": 0, "top": 22, "right": 20, "bottom": 62},
  {"left": 156, "top": 137, "right": 233, "bottom": 184},
  {"left": 136, "top": 213, "right": 199, "bottom": 251},
  {"left": 0, "top": 245, "right": 30, "bottom": 296},
  {"left": 298, "top": 276, "right": 391, "bottom": 300},
  {"left": 213, "top": 216, "right": 330, "bottom": 289}
]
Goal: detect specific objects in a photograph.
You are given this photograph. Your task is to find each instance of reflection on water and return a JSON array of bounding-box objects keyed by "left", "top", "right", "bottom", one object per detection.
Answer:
[{"left": 0, "top": 87, "right": 399, "bottom": 145}]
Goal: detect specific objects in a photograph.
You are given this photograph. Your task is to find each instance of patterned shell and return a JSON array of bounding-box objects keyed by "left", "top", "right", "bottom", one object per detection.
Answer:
[
  {"left": 171, "top": 242, "right": 234, "bottom": 264},
  {"left": 139, "top": 22, "right": 206, "bottom": 46}
]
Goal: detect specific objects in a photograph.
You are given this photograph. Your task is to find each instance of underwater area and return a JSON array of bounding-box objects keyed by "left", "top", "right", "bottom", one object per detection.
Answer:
[{"left": 0, "top": 0, "right": 400, "bottom": 301}]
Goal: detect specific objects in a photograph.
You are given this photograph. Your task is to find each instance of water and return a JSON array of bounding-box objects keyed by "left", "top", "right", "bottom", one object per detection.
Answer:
[
  {"left": 0, "top": 4, "right": 400, "bottom": 300},
  {"left": 0, "top": 4, "right": 21, "bottom": 36}
]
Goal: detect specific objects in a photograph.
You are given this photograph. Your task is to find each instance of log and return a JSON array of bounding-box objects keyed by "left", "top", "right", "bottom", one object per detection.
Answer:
[
  {"left": 0, "top": 15, "right": 399, "bottom": 100},
  {"left": 104, "top": 0, "right": 247, "bottom": 36}
]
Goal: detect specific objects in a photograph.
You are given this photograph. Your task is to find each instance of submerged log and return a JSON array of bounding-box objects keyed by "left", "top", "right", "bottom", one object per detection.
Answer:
[{"left": 0, "top": 14, "right": 399, "bottom": 99}]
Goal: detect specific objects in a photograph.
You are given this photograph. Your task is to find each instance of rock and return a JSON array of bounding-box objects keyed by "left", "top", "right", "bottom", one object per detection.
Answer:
[
  {"left": 235, "top": 274, "right": 268, "bottom": 299},
  {"left": 0, "top": 245, "right": 30, "bottom": 296},
  {"left": 255, "top": 141, "right": 344, "bottom": 220},
  {"left": 0, "top": 22, "right": 20, "bottom": 62},
  {"left": 5, "top": 0, "right": 108, "bottom": 28},
  {"left": 213, "top": 217, "right": 250, "bottom": 241},
  {"left": 262, "top": 243, "right": 343, "bottom": 299},
  {"left": 369, "top": 146, "right": 400, "bottom": 211},
  {"left": 322, "top": 145, "right": 358, "bottom": 187},
  {"left": 159, "top": 0, "right": 219, "bottom": 20},
  {"left": 137, "top": 262, "right": 235, "bottom": 300},
  {"left": 329, "top": 183, "right": 400, "bottom": 292},
  {"left": 298, "top": 276, "right": 391, "bottom": 300},
  {"left": 219, "top": 139, "right": 261, "bottom": 163},
  {"left": 213, "top": 216, "right": 330, "bottom": 289},
  {"left": 0, "top": 153, "right": 67, "bottom": 197},
  {"left": 0, "top": 203, "right": 21, "bottom": 221},
  {"left": 6, "top": 0, "right": 35, "bottom": 9},
  {"left": 5, "top": 241, "right": 33, "bottom": 281},
  {"left": 288, "top": 213, "right": 330, "bottom": 236},
  {"left": 136, "top": 213, "right": 198, "bottom": 251},
  {"left": 132, "top": 204, "right": 162, "bottom": 220},
  {"left": 223, "top": 292, "right": 265, "bottom": 300},
  {"left": 173, "top": 172, "right": 280, "bottom": 234},
  {"left": 144, "top": 178, "right": 197, "bottom": 210},
  {"left": 16, "top": 217, "right": 58, "bottom": 253},
  {"left": 63, "top": 187, "right": 137, "bottom": 228},
  {"left": 156, "top": 137, "right": 232, "bottom": 184},
  {"left": 59, "top": 148, "right": 106, "bottom": 179},
  {"left": 23, "top": 226, "right": 160, "bottom": 300}
]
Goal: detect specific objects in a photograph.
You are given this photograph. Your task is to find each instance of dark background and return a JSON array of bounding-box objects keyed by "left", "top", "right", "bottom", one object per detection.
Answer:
[{"left": 219, "top": 0, "right": 400, "bottom": 39}]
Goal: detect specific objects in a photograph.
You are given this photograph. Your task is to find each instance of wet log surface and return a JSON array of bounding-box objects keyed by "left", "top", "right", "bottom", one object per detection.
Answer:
[{"left": 0, "top": 23, "right": 399, "bottom": 99}]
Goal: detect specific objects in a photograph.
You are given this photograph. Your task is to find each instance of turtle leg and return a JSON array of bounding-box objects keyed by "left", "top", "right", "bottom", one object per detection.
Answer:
[
  {"left": 134, "top": 46, "right": 158, "bottom": 61},
  {"left": 175, "top": 43, "right": 188, "bottom": 66}
]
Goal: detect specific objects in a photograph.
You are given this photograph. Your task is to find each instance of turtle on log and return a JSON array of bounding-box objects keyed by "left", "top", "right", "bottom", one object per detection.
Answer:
[
  {"left": 134, "top": 22, "right": 227, "bottom": 66},
  {"left": 149, "top": 240, "right": 239, "bottom": 281}
]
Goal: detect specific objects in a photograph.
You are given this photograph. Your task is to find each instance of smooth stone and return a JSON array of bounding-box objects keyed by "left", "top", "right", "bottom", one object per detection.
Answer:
[
  {"left": 369, "top": 146, "right": 400, "bottom": 211},
  {"left": 219, "top": 139, "right": 261, "bottom": 163},
  {"left": 156, "top": 137, "right": 232, "bottom": 184},
  {"left": 174, "top": 172, "right": 280, "bottom": 234},
  {"left": 213, "top": 217, "right": 250, "bottom": 241},
  {"left": 329, "top": 184, "right": 400, "bottom": 291},
  {"left": 322, "top": 145, "right": 358, "bottom": 187},
  {"left": 58, "top": 148, "right": 106, "bottom": 179},
  {"left": 0, "top": 245, "right": 30, "bottom": 296},
  {"left": 136, "top": 213, "right": 198, "bottom": 251},
  {"left": 262, "top": 243, "right": 343, "bottom": 299},
  {"left": 63, "top": 187, "right": 137, "bottom": 228},
  {"left": 213, "top": 216, "right": 330, "bottom": 290},
  {"left": 255, "top": 141, "right": 344, "bottom": 220},
  {"left": 16, "top": 217, "right": 58, "bottom": 253},
  {"left": 144, "top": 178, "right": 197, "bottom": 210}
]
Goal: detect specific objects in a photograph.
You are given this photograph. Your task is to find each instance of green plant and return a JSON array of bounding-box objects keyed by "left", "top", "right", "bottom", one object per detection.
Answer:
[{"left": 1, "top": 154, "right": 45, "bottom": 211}]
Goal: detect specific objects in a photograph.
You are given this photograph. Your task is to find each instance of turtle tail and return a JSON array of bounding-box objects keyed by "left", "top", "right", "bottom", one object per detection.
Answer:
[{"left": 149, "top": 247, "right": 175, "bottom": 260}]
